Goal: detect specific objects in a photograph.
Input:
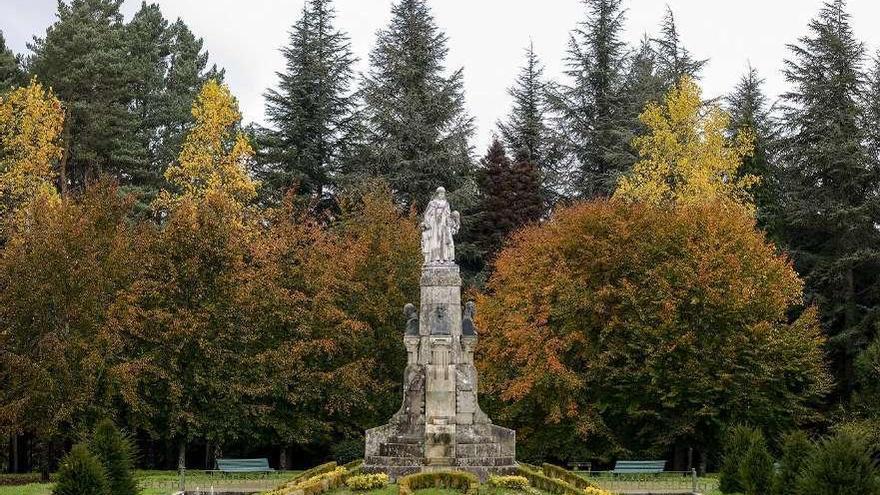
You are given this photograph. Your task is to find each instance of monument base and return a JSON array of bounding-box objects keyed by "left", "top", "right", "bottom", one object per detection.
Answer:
[{"left": 364, "top": 422, "right": 517, "bottom": 481}]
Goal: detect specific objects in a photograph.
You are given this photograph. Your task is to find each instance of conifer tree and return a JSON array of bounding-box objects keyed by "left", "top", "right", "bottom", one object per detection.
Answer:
[
  {"left": 727, "top": 65, "right": 780, "bottom": 231},
  {"left": 470, "top": 139, "right": 543, "bottom": 270},
  {"left": 865, "top": 53, "right": 880, "bottom": 168},
  {"left": 617, "top": 36, "right": 665, "bottom": 172},
  {"left": 548, "top": 0, "right": 631, "bottom": 198},
  {"left": 29, "top": 0, "right": 144, "bottom": 192},
  {"left": 0, "top": 31, "right": 25, "bottom": 92},
  {"left": 779, "top": 0, "right": 880, "bottom": 393},
  {"left": 52, "top": 444, "right": 110, "bottom": 495},
  {"left": 772, "top": 430, "right": 814, "bottom": 495},
  {"left": 354, "top": 0, "right": 474, "bottom": 209},
  {"left": 88, "top": 419, "right": 137, "bottom": 495},
  {"left": 258, "top": 0, "right": 357, "bottom": 203},
  {"left": 652, "top": 7, "right": 707, "bottom": 89},
  {"left": 498, "top": 44, "right": 550, "bottom": 166}
]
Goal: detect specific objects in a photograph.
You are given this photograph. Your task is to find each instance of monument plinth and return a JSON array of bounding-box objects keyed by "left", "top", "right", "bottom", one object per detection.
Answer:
[{"left": 363, "top": 187, "right": 516, "bottom": 480}]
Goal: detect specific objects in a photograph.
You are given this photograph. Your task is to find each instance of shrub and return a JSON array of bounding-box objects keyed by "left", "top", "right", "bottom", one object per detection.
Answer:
[
  {"left": 88, "top": 419, "right": 138, "bottom": 495},
  {"left": 346, "top": 473, "right": 389, "bottom": 491},
  {"left": 52, "top": 444, "right": 110, "bottom": 495},
  {"left": 720, "top": 425, "right": 762, "bottom": 493},
  {"left": 739, "top": 431, "right": 773, "bottom": 495},
  {"left": 772, "top": 430, "right": 813, "bottom": 495},
  {"left": 541, "top": 463, "right": 597, "bottom": 490},
  {"left": 584, "top": 488, "right": 612, "bottom": 495},
  {"left": 515, "top": 466, "right": 582, "bottom": 495},
  {"left": 487, "top": 475, "right": 530, "bottom": 490},
  {"left": 267, "top": 465, "right": 346, "bottom": 495},
  {"left": 398, "top": 471, "right": 479, "bottom": 495},
  {"left": 797, "top": 430, "right": 880, "bottom": 495}
]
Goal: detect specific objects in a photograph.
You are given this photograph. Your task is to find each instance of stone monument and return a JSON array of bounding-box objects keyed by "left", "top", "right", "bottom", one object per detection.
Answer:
[{"left": 363, "top": 187, "right": 516, "bottom": 480}]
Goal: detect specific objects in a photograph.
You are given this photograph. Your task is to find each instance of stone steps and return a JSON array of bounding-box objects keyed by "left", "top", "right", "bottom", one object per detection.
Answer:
[{"left": 379, "top": 442, "right": 423, "bottom": 457}]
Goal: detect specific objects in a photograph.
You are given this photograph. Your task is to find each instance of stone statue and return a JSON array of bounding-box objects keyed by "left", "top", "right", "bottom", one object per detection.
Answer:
[
  {"left": 404, "top": 303, "right": 419, "bottom": 336},
  {"left": 421, "top": 187, "right": 460, "bottom": 265}
]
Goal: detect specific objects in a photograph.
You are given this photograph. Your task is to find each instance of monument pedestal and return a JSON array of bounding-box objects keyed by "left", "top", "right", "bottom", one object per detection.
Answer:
[{"left": 364, "top": 263, "right": 516, "bottom": 480}]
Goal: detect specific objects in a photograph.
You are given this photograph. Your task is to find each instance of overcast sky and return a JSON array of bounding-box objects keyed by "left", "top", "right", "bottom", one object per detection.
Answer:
[{"left": 3, "top": 0, "right": 880, "bottom": 150}]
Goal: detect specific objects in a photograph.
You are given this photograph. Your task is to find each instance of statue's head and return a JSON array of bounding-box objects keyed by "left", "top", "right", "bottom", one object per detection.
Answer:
[{"left": 435, "top": 187, "right": 446, "bottom": 199}]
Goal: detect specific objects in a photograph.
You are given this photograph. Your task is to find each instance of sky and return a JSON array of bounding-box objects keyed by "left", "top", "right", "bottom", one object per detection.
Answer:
[{"left": 3, "top": 0, "right": 880, "bottom": 151}]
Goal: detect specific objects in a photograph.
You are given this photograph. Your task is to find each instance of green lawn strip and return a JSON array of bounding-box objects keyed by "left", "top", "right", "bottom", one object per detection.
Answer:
[{"left": 0, "top": 483, "right": 52, "bottom": 495}]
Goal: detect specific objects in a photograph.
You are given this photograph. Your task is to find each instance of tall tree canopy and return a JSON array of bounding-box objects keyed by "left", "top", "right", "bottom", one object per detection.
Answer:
[
  {"left": 352, "top": 0, "right": 474, "bottom": 209},
  {"left": 257, "top": 0, "right": 357, "bottom": 204},
  {"left": 548, "top": 0, "right": 630, "bottom": 198},
  {"left": 615, "top": 77, "right": 755, "bottom": 208},
  {"left": 727, "top": 65, "right": 781, "bottom": 232},
  {"left": 652, "top": 7, "right": 706, "bottom": 89},
  {"left": 778, "top": 0, "right": 880, "bottom": 394},
  {"left": 0, "top": 79, "right": 64, "bottom": 219},
  {"left": 0, "top": 31, "right": 25, "bottom": 92},
  {"left": 476, "top": 199, "right": 831, "bottom": 462}
]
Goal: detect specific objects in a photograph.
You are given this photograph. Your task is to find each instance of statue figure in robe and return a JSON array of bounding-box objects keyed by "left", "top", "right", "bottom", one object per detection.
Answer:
[{"left": 421, "top": 187, "right": 460, "bottom": 265}]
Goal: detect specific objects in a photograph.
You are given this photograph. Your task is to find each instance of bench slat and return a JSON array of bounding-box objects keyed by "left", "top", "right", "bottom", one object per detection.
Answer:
[
  {"left": 216, "top": 458, "right": 274, "bottom": 472},
  {"left": 612, "top": 460, "right": 666, "bottom": 474}
]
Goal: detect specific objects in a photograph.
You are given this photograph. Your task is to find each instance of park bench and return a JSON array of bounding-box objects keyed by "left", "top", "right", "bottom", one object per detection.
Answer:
[
  {"left": 612, "top": 460, "right": 666, "bottom": 474},
  {"left": 215, "top": 458, "right": 275, "bottom": 473}
]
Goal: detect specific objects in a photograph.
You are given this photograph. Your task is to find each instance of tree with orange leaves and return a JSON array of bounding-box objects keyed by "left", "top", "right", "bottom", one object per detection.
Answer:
[{"left": 476, "top": 199, "right": 831, "bottom": 463}]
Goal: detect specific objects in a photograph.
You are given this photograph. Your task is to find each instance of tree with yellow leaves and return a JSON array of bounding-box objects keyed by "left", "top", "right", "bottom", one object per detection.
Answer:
[
  {"left": 0, "top": 78, "right": 63, "bottom": 218},
  {"left": 159, "top": 79, "right": 257, "bottom": 208},
  {"left": 614, "top": 76, "right": 755, "bottom": 208}
]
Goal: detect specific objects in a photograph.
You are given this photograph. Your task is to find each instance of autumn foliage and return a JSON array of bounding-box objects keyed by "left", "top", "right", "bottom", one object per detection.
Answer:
[{"left": 476, "top": 199, "right": 831, "bottom": 460}]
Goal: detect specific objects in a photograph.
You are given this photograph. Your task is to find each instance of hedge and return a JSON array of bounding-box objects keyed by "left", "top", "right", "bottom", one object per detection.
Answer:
[
  {"left": 487, "top": 475, "right": 530, "bottom": 490},
  {"left": 345, "top": 473, "right": 390, "bottom": 491},
  {"left": 514, "top": 466, "right": 583, "bottom": 495},
  {"left": 398, "top": 471, "right": 479, "bottom": 495},
  {"left": 541, "top": 463, "right": 597, "bottom": 490},
  {"left": 264, "top": 464, "right": 346, "bottom": 495}
]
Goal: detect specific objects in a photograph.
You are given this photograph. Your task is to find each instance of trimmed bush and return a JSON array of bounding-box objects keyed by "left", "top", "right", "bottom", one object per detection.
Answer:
[
  {"left": 345, "top": 473, "right": 389, "bottom": 491},
  {"left": 398, "top": 471, "right": 479, "bottom": 495},
  {"left": 267, "top": 465, "right": 347, "bottom": 495},
  {"left": 584, "top": 488, "right": 612, "bottom": 495},
  {"left": 343, "top": 459, "right": 365, "bottom": 471},
  {"left": 89, "top": 419, "right": 138, "bottom": 495},
  {"left": 487, "top": 475, "right": 530, "bottom": 490},
  {"left": 772, "top": 430, "right": 813, "bottom": 495},
  {"left": 739, "top": 432, "right": 773, "bottom": 495},
  {"left": 541, "top": 463, "right": 597, "bottom": 490},
  {"left": 515, "top": 466, "right": 582, "bottom": 495},
  {"left": 52, "top": 444, "right": 110, "bottom": 495},
  {"left": 720, "top": 425, "right": 762, "bottom": 493},
  {"left": 797, "top": 430, "right": 880, "bottom": 495}
]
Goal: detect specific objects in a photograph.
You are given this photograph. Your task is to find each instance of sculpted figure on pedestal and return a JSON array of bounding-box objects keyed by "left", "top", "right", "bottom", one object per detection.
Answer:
[{"left": 421, "top": 187, "right": 460, "bottom": 265}]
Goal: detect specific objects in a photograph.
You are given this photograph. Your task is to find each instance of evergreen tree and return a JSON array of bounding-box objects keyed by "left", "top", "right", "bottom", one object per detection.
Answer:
[
  {"left": 29, "top": 0, "right": 144, "bottom": 193},
  {"left": 797, "top": 430, "right": 880, "bottom": 495},
  {"left": 258, "top": 0, "right": 357, "bottom": 203},
  {"left": 652, "top": 7, "right": 707, "bottom": 89},
  {"left": 739, "top": 432, "right": 773, "bottom": 495},
  {"left": 126, "top": 2, "right": 171, "bottom": 200},
  {"left": 617, "top": 36, "right": 664, "bottom": 172},
  {"left": 865, "top": 53, "right": 880, "bottom": 168},
  {"left": 779, "top": 0, "right": 880, "bottom": 394},
  {"left": 354, "top": 0, "right": 474, "bottom": 209},
  {"left": 52, "top": 444, "right": 110, "bottom": 495},
  {"left": 772, "top": 430, "right": 814, "bottom": 495},
  {"left": 727, "top": 65, "right": 781, "bottom": 231},
  {"left": 720, "top": 425, "right": 762, "bottom": 494},
  {"left": 88, "top": 419, "right": 137, "bottom": 495},
  {"left": 157, "top": 19, "right": 223, "bottom": 171},
  {"left": 548, "top": 0, "right": 631, "bottom": 198},
  {"left": 0, "top": 30, "right": 25, "bottom": 92},
  {"left": 469, "top": 139, "right": 543, "bottom": 273},
  {"left": 498, "top": 43, "right": 551, "bottom": 167}
]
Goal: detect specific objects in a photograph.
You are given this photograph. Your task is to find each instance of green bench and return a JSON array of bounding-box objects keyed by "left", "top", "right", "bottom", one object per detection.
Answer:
[
  {"left": 612, "top": 460, "right": 666, "bottom": 474},
  {"left": 215, "top": 458, "right": 275, "bottom": 473}
]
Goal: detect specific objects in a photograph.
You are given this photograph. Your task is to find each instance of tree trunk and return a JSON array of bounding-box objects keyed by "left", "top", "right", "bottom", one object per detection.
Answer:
[
  {"left": 279, "top": 446, "right": 288, "bottom": 471},
  {"left": 699, "top": 450, "right": 708, "bottom": 476},
  {"left": 178, "top": 439, "right": 186, "bottom": 472},
  {"left": 11, "top": 435, "right": 18, "bottom": 473}
]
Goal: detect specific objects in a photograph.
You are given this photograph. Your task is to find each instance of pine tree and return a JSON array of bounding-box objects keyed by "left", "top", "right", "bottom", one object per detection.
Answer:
[
  {"left": 617, "top": 36, "right": 664, "bottom": 172},
  {"left": 258, "top": 0, "right": 357, "bottom": 203},
  {"left": 865, "top": 53, "right": 880, "bottom": 168},
  {"left": 156, "top": 19, "right": 223, "bottom": 171},
  {"left": 548, "top": 0, "right": 631, "bottom": 198},
  {"left": 772, "top": 431, "right": 814, "bottom": 495},
  {"left": 779, "top": 0, "right": 880, "bottom": 394},
  {"left": 727, "top": 65, "right": 781, "bottom": 231},
  {"left": 126, "top": 2, "right": 171, "bottom": 200},
  {"left": 739, "top": 432, "right": 773, "bottom": 495},
  {"left": 88, "top": 419, "right": 137, "bottom": 495},
  {"left": 29, "top": 0, "right": 144, "bottom": 193},
  {"left": 797, "top": 430, "right": 880, "bottom": 495},
  {"left": 652, "top": 7, "right": 707, "bottom": 89},
  {"left": 470, "top": 139, "right": 543, "bottom": 271},
  {"left": 354, "top": 0, "right": 474, "bottom": 209},
  {"left": 498, "top": 43, "right": 548, "bottom": 165},
  {"left": 0, "top": 30, "right": 25, "bottom": 92},
  {"left": 52, "top": 444, "right": 110, "bottom": 495}
]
